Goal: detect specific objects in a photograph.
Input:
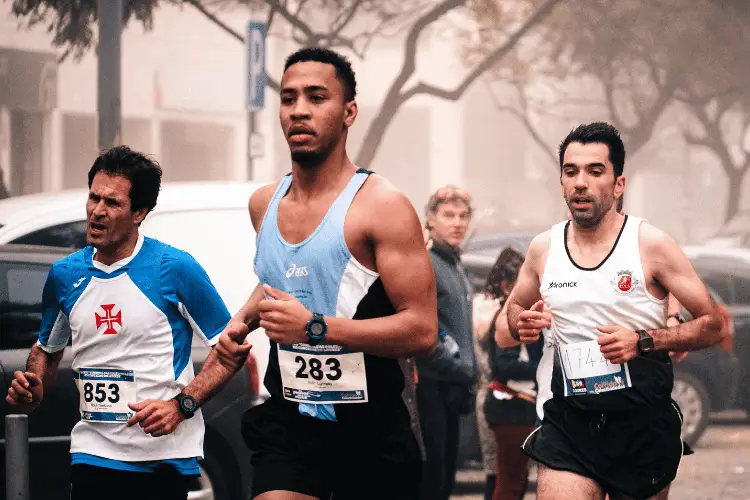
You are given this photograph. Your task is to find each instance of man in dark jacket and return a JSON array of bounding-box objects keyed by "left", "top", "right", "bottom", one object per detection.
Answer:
[{"left": 417, "top": 185, "right": 477, "bottom": 500}]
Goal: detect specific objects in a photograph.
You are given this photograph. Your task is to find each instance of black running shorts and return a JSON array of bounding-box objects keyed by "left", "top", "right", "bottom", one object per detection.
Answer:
[
  {"left": 523, "top": 396, "right": 685, "bottom": 500},
  {"left": 242, "top": 397, "right": 422, "bottom": 500}
]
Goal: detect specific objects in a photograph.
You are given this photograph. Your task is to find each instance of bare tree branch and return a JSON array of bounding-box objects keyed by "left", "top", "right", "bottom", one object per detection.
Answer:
[
  {"left": 185, "top": 0, "right": 280, "bottom": 91},
  {"left": 485, "top": 82, "right": 558, "bottom": 167},
  {"left": 401, "top": 0, "right": 563, "bottom": 102}
]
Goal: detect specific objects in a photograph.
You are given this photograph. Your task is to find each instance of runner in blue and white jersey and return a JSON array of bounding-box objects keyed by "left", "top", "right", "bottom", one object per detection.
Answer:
[{"left": 6, "top": 146, "right": 249, "bottom": 500}]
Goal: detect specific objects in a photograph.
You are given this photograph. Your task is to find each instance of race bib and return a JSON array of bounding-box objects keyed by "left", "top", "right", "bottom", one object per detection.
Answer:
[
  {"left": 278, "top": 343, "right": 368, "bottom": 404},
  {"left": 75, "top": 368, "right": 137, "bottom": 423},
  {"left": 558, "top": 340, "right": 632, "bottom": 396}
]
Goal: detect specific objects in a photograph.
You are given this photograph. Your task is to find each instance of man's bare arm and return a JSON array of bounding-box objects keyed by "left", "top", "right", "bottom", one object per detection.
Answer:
[
  {"left": 644, "top": 225, "right": 724, "bottom": 351},
  {"left": 666, "top": 293, "right": 682, "bottom": 318},
  {"left": 180, "top": 185, "right": 279, "bottom": 406},
  {"left": 7, "top": 343, "right": 64, "bottom": 412},
  {"left": 505, "top": 232, "right": 549, "bottom": 344},
  {"left": 323, "top": 188, "right": 437, "bottom": 358},
  {"left": 493, "top": 300, "right": 517, "bottom": 348}
]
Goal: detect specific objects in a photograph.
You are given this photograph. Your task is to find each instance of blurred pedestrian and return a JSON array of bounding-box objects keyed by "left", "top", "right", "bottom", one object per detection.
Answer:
[
  {"left": 417, "top": 185, "right": 477, "bottom": 500},
  {"left": 483, "top": 247, "right": 542, "bottom": 500},
  {"left": 472, "top": 288, "right": 500, "bottom": 499}
]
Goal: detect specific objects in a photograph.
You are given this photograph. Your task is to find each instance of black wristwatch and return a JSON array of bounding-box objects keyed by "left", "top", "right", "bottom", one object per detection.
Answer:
[
  {"left": 306, "top": 313, "right": 328, "bottom": 342},
  {"left": 636, "top": 329, "right": 655, "bottom": 354},
  {"left": 173, "top": 393, "right": 197, "bottom": 419},
  {"left": 668, "top": 312, "right": 686, "bottom": 324}
]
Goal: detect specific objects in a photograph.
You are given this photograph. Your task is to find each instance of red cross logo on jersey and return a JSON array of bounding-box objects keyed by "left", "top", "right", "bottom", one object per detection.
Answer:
[{"left": 95, "top": 304, "right": 122, "bottom": 335}]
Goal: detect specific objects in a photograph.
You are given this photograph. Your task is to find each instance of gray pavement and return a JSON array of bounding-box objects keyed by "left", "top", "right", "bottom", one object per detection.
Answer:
[{"left": 453, "top": 423, "right": 750, "bottom": 500}]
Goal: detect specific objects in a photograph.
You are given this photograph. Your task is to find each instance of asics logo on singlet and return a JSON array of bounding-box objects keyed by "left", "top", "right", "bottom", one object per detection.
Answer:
[
  {"left": 548, "top": 281, "right": 577, "bottom": 288},
  {"left": 285, "top": 264, "right": 309, "bottom": 279}
]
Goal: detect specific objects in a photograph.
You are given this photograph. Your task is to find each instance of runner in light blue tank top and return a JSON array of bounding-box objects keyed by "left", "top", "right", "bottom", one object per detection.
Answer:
[{"left": 255, "top": 169, "right": 375, "bottom": 421}]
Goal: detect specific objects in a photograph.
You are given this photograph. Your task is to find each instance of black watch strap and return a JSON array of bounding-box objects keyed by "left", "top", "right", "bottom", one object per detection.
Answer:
[{"left": 173, "top": 393, "right": 197, "bottom": 419}]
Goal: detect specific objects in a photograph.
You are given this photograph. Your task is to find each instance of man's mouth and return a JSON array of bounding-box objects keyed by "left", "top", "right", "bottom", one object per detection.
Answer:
[
  {"left": 288, "top": 126, "right": 315, "bottom": 138},
  {"left": 89, "top": 222, "right": 107, "bottom": 234},
  {"left": 571, "top": 197, "right": 592, "bottom": 208}
]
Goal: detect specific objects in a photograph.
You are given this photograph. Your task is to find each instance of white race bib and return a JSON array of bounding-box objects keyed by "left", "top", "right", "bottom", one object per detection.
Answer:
[
  {"left": 75, "top": 368, "right": 137, "bottom": 423},
  {"left": 278, "top": 343, "right": 368, "bottom": 404},
  {"left": 558, "top": 340, "right": 632, "bottom": 396}
]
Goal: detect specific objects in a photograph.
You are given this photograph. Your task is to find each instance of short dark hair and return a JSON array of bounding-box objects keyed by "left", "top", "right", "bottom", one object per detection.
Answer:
[
  {"left": 483, "top": 247, "right": 525, "bottom": 300},
  {"left": 88, "top": 145, "right": 162, "bottom": 214},
  {"left": 559, "top": 122, "right": 626, "bottom": 177},
  {"left": 284, "top": 47, "right": 357, "bottom": 102}
]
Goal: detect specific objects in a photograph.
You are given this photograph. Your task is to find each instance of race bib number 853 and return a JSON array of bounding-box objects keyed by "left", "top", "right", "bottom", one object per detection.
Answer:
[{"left": 75, "top": 368, "right": 137, "bottom": 423}]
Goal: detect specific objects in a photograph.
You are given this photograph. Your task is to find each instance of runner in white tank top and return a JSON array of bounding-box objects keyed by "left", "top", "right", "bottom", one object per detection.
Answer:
[{"left": 497, "top": 122, "right": 726, "bottom": 500}]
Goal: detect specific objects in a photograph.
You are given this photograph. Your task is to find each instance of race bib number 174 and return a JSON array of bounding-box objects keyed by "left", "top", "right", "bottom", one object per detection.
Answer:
[
  {"left": 558, "top": 340, "right": 632, "bottom": 396},
  {"left": 74, "top": 368, "right": 137, "bottom": 423}
]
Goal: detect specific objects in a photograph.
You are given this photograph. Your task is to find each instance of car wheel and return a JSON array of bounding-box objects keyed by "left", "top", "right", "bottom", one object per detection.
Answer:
[
  {"left": 188, "top": 458, "right": 229, "bottom": 500},
  {"left": 671, "top": 371, "right": 711, "bottom": 447}
]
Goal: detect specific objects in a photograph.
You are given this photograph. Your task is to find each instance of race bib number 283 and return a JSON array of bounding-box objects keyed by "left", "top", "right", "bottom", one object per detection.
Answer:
[
  {"left": 75, "top": 368, "right": 137, "bottom": 423},
  {"left": 558, "top": 340, "right": 632, "bottom": 396},
  {"left": 278, "top": 343, "right": 368, "bottom": 404}
]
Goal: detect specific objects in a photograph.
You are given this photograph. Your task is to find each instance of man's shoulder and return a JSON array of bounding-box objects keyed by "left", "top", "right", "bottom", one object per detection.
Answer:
[
  {"left": 50, "top": 247, "right": 91, "bottom": 280},
  {"left": 147, "top": 238, "right": 203, "bottom": 275},
  {"left": 636, "top": 220, "right": 674, "bottom": 254},
  {"left": 528, "top": 229, "right": 553, "bottom": 257},
  {"left": 249, "top": 182, "right": 280, "bottom": 230},
  {"left": 356, "top": 172, "right": 408, "bottom": 205}
]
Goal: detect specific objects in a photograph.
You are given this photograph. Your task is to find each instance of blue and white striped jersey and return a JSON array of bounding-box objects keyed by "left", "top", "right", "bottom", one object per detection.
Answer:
[{"left": 37, "top": 233, "right": 230, "bottom": 473}]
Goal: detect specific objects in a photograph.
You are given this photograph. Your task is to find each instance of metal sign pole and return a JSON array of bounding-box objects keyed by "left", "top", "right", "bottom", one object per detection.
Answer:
[
  {"left": 247, "top": 21, "right": 267, "bottom": 181},
  {"left": 6, "top": 414, "right": 30, "bottom": 500}
]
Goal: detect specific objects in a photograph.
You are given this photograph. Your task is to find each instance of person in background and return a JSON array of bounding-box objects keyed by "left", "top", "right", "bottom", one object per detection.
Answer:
[
  {"left": 483, "top": 247, "right": 542, "bottom": 500},
  {"left": 418, "top": 185, "right": 477, "bottom": 500}
]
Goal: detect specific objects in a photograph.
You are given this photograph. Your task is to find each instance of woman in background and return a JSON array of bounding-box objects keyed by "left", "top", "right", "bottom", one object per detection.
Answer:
[{"left": 484, "top": 247, "right": 543, "bottom": 500}]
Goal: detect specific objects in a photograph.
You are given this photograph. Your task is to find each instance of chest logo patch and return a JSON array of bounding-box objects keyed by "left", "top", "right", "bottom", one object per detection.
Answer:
[
  {"left": 611, "top": 270, "right": 639, "bottom": 295},
  {"left": 95, "top": 304, "right": 122, "bottom": 335}
]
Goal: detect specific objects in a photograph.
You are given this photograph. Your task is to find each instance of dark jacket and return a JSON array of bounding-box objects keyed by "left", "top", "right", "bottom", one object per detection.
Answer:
[
  {"left": 485, "top": 307, "right": 544, "bottom": 427},
  {"left": 416, "top": 239, "right": 476, "bottom": 387}
]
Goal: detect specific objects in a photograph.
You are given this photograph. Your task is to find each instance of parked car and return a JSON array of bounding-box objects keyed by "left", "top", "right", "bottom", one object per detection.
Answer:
[
  {"left": 0, "top": 244, "right": 259, "bottom": 500},
  {"left": 457, "top": 233, "right": 742, "bottom": 466},
  {"left": 0, "top": 182, "right": 272, "bottom": 398}
]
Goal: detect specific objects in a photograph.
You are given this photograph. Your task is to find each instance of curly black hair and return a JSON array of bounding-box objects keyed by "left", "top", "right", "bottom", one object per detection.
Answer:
[
  {"left": 284, "top": 46, "right": 357, "bottom": 102},
  {"left": 482, "top": 247, "right": 525, "bottom": 299}
]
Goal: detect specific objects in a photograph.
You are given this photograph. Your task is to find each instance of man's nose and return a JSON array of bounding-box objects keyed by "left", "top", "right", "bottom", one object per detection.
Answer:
[
  {"left": 91, "top": 200, "right": 107, "bottom": 216},
  {"left": 574, "top": 171, "right": 588, "bottom": 189},
  {"left": 290, "top": 98, "right": 312, "bottom": 119}
]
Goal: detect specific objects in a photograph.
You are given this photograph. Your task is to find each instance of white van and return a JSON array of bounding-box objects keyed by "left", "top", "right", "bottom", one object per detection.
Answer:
[{"left": 0, "top": 182, "right": 271, "bottom": 396}]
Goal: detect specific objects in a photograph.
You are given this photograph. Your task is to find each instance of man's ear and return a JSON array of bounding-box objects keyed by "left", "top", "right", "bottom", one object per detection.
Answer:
[
  {"left": 344, "top": 100, "right": 358, "bottom": 128},
  {"left": 615, "top": 175, "right": 626, "bottom": 199},
  {"left": 133, "top": 208, "right": 149, "bottom": 226}
]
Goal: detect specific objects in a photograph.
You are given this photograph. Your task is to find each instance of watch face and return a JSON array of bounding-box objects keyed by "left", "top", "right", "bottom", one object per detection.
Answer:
[
  {"left": 181, "top": 396, "right": 197, "bottom": 412},
  {"left": 310, "top": 322, "right": 325, "bottom": 336},
  {"left": 640, "top": 337, "right": 654, "bottom": 352}
]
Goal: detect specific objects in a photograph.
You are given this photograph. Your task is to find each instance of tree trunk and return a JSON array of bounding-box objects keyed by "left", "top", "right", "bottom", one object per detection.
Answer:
[
  {"left": 354, "top": 93, "right": 404, "bottom": 169},
  {"left": 724, "top": 171, "right": 744, "bottom": 223}
]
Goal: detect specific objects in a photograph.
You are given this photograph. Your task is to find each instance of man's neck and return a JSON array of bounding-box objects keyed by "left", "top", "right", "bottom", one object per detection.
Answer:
[
  {"left": 290, "top": 145, "right": 356, "bottom": 200},
  {"left": 94, "top": 231, "right": 140, "bottom": 266},
  {"left": 570, "top": 209, "right": 624, "bottom": 246}
]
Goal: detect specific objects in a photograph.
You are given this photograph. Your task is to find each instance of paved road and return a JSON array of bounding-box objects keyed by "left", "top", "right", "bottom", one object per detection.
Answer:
[{"left": 453, "top": 423, "right": 750, "bottom": 500}]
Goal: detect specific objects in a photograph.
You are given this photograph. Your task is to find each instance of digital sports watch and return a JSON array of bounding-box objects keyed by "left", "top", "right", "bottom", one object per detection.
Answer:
[
  {"left": 173, "top": 393, "right": 197, "bottom": 419},
  {"left": 306, "top": 313, "right": 328, "bottom": 343},
  {"left": 636, "top": 329, "right": 655, "bottom": 354}
]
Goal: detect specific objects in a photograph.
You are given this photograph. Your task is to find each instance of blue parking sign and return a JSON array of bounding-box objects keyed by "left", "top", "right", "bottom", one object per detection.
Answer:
[{"left": 247, "top": 21, "right": 267, "bottom": 111}]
